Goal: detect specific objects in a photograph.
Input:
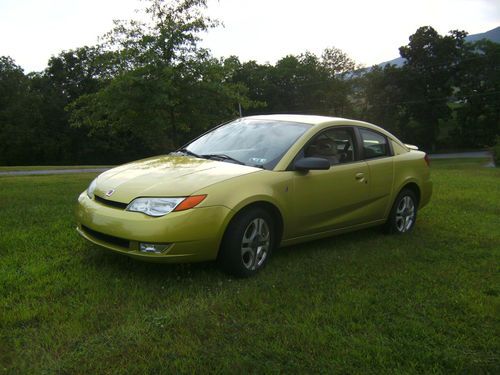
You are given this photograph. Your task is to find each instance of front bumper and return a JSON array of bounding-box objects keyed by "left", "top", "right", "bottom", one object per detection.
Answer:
[{"left": 75, "top": 192, "right": 231, "bottom": 262}]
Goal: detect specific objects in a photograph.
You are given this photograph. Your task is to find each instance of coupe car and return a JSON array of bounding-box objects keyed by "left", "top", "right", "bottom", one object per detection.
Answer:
[{"left": 76, "top": 115, "right": 432, "bottom": 277}]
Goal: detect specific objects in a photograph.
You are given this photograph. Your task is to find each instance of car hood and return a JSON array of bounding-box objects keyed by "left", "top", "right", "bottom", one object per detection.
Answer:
[{"left": 94, "top": 155, "right": 260, "bottom": 203}]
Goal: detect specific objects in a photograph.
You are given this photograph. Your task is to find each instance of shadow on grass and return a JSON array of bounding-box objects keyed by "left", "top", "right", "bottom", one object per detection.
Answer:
[
  {"left": 82, "top": 246, "right": 223, "bottom": 280},
  {"left": 274, "top": 226, "right": 383, "bottom": 259},
  {"left": 80, "top": 225, "right": 385, "bottom": 282}
]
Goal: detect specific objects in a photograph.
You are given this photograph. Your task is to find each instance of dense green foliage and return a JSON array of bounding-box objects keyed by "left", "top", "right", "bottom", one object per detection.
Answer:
[
  {"left": 0, "top": 159, "right": 498, "bottom": 372},
  {"left": 359, "top": 28, "right": 500, "bottom": 151},
  {"left": 493, "top": 137, "right": 500, "bottom": 165},
  {"left": 0, "top": 0, "right": 499, "bottom": 165}
]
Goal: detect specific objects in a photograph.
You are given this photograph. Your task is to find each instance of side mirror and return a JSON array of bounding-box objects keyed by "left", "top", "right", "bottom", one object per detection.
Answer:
[{"left": 294, "top": 157, "right": 330, "bottom": 171}]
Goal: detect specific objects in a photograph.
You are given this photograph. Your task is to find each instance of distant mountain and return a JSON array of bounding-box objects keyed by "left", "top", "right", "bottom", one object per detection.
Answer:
[
  {"left": 465, "top": 26, "right": 500, "bottom": 43},
  {"left": 377, "top": 26, "right": 500, "bottom": 68}
]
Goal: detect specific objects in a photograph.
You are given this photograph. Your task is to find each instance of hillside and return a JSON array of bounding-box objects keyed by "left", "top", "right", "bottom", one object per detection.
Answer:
[{"left": 378, "top": 26, "right": 500, "bottom": 68}]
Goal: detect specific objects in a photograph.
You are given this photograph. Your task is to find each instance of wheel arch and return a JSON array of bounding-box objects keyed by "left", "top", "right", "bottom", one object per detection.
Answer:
[
  {"left": 384, "top": 181, "right": 420, "bottom": 234},
  {"left": 400, "top": 181, "right": 421, "bottom": 206},
  {"left": 385, "top": 179, "right": 422, "bottom": 220},
  {"left": 218, "top": 200, "right": 284, "bottom": 257}
]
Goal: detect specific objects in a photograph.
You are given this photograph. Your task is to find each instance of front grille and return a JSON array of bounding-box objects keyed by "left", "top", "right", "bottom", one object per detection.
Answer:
[
  {"left": 95, "top": 195, "right": 128, "bottom": 210},
  {"left": 82, "top": 225, "right": 130, "bottom": 249}
]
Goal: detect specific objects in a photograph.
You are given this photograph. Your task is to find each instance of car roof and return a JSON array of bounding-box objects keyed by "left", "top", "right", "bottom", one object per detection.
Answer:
[
  {"left": 243, "top": 114, "right": 408, "bottom": 150},
  {"left": 244, "top": 114, "right": 344, "bottom": 125}
]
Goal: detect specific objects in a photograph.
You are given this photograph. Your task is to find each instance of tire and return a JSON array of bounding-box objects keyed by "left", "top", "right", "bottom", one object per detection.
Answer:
[
  {"left": 218, "top": 207, "right": 275, "bottom": 278},
  {"left": 385, "top": 189, "right": 418, "bottom": 234}
]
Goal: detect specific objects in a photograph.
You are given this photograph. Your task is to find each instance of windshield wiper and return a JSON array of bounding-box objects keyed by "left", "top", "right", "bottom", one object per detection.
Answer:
[
  {"left": 201, "top": 154, "right": 245, "bottom": 165},
  {"left": 172, "top": 148, "right": 201, "bottom": 158}
]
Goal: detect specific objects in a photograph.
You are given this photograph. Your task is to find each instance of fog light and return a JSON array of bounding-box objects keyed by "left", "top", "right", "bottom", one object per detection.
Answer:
[{"left": 139, "top": 243, "right": 169, "bottom": 254}]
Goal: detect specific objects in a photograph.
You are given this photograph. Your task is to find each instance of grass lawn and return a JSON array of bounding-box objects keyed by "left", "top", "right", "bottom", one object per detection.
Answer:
[{"left": 0, "top": 160, "right": 498, "bottom": 373}]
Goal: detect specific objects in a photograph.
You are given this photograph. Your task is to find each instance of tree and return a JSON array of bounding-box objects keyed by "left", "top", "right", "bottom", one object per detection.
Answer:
[
  {"left": 68, "top": 0, "right": 246, "bottom": 160},
  {"left": 223, "top": 58, "right": 269, "bottom": 115},
  {"left": 100, "top": 0, "right": 218, "bottom": 71},
  {"left": 231, "top": 48, "right": 356, "bottom": 116},
  {"left": 398, "top": 26, "right": 468, "bottom": 150},
  {"left": 321, "top": 46, "right": 358, "bottom": 76},
  {"left": 454, "top": 40, "right": 500, "bottom": 147},
  {"left": 358, "top": 64, "right": 409, "bottom": 136},
  {"left": 0, "top": 57, "right": 46, "bottom": 164}
]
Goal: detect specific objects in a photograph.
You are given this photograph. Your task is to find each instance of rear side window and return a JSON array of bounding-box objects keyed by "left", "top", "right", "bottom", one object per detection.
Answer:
[{"left": 359, "top": 128, "right": 390, "bottom": 159}]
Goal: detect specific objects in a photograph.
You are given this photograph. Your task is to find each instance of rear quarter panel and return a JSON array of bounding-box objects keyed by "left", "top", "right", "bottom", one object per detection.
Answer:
[{"left": 391, "top": 150, "right": 432, "bottom": 214}]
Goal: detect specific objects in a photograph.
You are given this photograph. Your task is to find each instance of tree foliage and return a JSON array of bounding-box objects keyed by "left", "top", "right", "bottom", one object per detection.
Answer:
[
  {"left": 0, "top": 57, "right": 42, "bottom": 164},
  {"left": 454, "top": 40, "right": 500, "bottom": 147},
  {"left": 399, "top": 26, "right": 468, "bottom": 150},
  {"left": 225, "top": 48, "right": 357, "bottom": 117},
  {"left": 68, "top": 0, "right": 246, "bottom": 159},
  {"left": 358, "top": 64, "right": 408, "bottom": 136},
  {"left": 321, "top": 46, "right": 358, "bottom": 76},
  {"left": 0, "top": 6, "right": 499, "bottom": 166}
]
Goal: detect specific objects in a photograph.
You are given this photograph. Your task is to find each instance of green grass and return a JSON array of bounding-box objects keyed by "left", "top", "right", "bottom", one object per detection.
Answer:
[
  {"left": 0, "top": 165, "right": 113, "bottom": 172},
  {"left": 0, "top": 161, "right": 499, "bottom": 374}
]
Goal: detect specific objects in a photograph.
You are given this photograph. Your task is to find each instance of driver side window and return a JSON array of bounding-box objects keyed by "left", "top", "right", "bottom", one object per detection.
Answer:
[{"left": 304, "top": 128, "right": 356, "bottom": 166}]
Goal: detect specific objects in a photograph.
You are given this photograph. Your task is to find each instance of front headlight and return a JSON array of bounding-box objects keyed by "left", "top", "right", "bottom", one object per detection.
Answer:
[
  {"left": 126, "top": 195, "right": 206, "bottom": 217},
  {"left": 87, "top": 178, "right": 97, "bottom": 199},
  {"left": 126, "top": 197, "right": 184, "bottom": 217}
]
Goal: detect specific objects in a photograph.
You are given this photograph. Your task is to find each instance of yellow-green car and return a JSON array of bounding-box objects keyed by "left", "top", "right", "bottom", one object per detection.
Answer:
[{"left": 76, "top": 115, "right": 432, "bottom": 277}]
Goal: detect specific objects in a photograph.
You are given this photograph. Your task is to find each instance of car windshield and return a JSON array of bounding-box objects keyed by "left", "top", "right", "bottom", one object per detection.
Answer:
[{"left": 183, "top": 119, "right": 311, "bottom": 169}]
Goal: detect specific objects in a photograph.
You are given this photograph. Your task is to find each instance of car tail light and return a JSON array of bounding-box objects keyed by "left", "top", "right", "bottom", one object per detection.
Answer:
[{"left": 424, "top": 154, "right": 430, "bottom": 167}]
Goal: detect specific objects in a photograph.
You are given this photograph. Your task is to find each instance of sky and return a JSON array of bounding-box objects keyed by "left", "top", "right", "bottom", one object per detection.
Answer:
[{"left": 0, "top": 0, "right": 499, "bottom": 73}]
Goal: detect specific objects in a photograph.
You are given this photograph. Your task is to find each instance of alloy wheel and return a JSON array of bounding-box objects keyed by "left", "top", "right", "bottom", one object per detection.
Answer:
[
  {"left": 240, "top": 218, "right": 270, "bottom": 270},
  {"left": 395, "top": 195, "right": 415, "bottom": 232}
]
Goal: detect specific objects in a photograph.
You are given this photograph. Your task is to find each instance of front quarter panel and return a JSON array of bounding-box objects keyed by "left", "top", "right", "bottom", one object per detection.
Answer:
[{"left": 194, "top": 170, "right": 294, "bottom": 240}]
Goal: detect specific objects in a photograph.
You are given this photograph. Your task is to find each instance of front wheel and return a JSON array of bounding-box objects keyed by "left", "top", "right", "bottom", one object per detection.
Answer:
[
  {"left": 385, "top": 189, "right": 418, "bottom": 234},
  {"left": 218, "top": 207, "right": 275, "bottom": 278}
]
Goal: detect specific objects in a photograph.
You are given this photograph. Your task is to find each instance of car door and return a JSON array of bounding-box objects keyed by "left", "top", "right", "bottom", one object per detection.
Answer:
[
  {"left": 356, "top": 127, "right": 395, "bottom": 221},
  {"left": 290, "top": 127, "right": 371, "bottom": 237}
]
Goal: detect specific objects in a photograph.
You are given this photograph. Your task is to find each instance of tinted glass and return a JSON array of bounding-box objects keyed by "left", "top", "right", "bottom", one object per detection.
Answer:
[
  {"left": 186, "top": 119, "right": 311, "bottom": 169},
  {"left": 359, "top": 128, "right": 389, "bottom": 159}
]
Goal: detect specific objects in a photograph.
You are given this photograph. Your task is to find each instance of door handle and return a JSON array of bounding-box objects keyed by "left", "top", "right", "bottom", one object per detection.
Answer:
[{"left": 355, "top": 172, "right": 365, "bottom": 180}]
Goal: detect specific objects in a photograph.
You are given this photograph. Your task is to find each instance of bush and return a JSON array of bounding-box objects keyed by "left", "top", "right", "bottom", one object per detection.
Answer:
[{"left": 492, "top": 136, "right": 500, "bottom": 166}]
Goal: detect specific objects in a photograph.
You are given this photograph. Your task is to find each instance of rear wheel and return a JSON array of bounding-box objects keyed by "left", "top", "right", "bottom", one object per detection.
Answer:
[
  {"left": 218, "top": 207, "right": 275, "bottom": 277},
  {"left": 385, "top": 189, "right": 418, "bottom": 234}
]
